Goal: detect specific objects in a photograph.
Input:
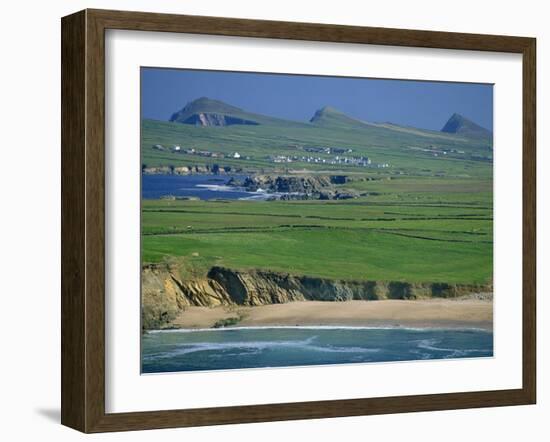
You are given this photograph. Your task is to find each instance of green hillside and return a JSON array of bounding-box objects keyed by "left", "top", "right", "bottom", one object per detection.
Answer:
[
  {"left": 309, "top": 106, "right": 369, "bottom": 129},
  {"left": 169, "top": 97, "right": 309, "bottom": 127},
  {"left": 142, "top": 98, "right": 492, "bottom": 179}
]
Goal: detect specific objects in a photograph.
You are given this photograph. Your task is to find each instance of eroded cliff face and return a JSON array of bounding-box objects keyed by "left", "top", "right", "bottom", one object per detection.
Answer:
[
  {"left": 141, "top": 264, "right": 491, "bottom": 329},
  {"left": 182, "top": 113, "right": 260, "bottom": 127}
]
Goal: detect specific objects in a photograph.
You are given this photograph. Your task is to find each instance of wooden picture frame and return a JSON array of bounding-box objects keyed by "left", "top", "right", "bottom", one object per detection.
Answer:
[{"left": 61, "top": 8, "right": 536, "bottom": 433}]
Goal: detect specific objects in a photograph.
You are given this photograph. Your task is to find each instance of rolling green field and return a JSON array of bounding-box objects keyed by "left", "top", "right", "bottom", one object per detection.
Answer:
[{"left": 142, "top": 177, "right": 493, "bottom": 284}]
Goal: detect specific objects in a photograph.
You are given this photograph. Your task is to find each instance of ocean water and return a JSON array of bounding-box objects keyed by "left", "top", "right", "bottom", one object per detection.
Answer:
[
  {"left": 141, "top": 326, "right": 493, "bottom": 374},
  {"left": 142, "top": 174, "right": 271, "bottom": 200}
]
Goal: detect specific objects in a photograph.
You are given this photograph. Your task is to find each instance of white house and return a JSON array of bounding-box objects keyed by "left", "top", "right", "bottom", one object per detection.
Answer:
[{"left": 233, "top": 152, "right": 241, "bottom": 159}]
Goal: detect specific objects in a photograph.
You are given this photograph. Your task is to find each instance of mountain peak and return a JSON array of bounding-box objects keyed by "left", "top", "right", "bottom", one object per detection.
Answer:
[
  {"left": 318, "top": 105, "right": 339, "bottom": 113},
  {"left": 310, "top": 106, "right": 365, "bottom": 128},
  {"left": 169, "top": 97, "right": 258, "bottom": 126},
  {"left": 168, "top": 97, "right": 309, "bottom": 128},
  {"left": 441, "top": 113, "right": 492, "bottom": 139},
  {"left": 171, "top": 97, "right": 242, "bottom": 117},
  {"left": 190, "top": 96, "right": 235, "bottom": 108}
]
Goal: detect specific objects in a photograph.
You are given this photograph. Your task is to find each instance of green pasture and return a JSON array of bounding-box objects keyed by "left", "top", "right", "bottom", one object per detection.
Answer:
[
  {"left": 141, "top": 119, "right": 493, "bottom": 179},
  {"left": 141, "top": 191, "right": 493, "bottom": 284}
]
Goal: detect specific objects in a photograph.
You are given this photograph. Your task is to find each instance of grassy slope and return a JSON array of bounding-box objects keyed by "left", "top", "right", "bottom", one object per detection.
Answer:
[
  {"left": 142, "top": 178, "right": 493, "bottom": 284},
  {"left": 141, "top": 118, "right": 492, "bottom": 179},
  {"left": 169, "top": 97, "right": 311, "bottom": 128}
]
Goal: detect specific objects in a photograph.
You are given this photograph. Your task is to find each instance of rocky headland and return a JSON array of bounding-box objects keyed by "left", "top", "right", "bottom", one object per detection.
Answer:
[{"left": 227, "top": 174, "right": 358, "bottom": 200}]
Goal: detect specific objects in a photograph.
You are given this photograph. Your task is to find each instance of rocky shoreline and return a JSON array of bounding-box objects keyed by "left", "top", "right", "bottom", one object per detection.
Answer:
[
  {"left": 141, "top": 263, "right": 492, "bottom": 329},
  {"left": 226, "top": 174, "right": 359, "bottom": 200},
  {"left": 142, "top": 165, "right": 234, "bottom": 175},
  {"left": 141, "top": 170, "right": 362, "bottom": 200}
]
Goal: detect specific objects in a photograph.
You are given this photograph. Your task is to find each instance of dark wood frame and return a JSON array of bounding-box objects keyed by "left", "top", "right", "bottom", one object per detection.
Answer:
[{"left": 61, "top": 8, "right": 536, "bottom": 433}]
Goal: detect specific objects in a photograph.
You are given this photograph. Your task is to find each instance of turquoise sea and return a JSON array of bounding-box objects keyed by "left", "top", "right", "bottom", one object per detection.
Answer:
[{"left": 141, "top": 326, "right": 493, "bottom": 374}]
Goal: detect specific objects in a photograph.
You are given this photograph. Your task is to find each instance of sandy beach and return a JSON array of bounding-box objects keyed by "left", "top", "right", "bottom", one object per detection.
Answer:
[{"left": 168, "top": 298, "right": 493, "bottom": 331}]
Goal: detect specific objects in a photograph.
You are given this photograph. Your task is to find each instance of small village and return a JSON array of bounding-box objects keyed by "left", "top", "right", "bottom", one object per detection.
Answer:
[
  {"left": 152, "top": 143, "right": 390, "bottom": 169},
  {"left": 268, "top": 154, "right": 389, "bottom": 168},
  {"left": 152, "top": 144, "right": 247, "bottom": 160}
]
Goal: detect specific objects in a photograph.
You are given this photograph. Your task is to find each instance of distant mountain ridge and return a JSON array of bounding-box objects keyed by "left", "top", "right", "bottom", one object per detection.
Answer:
[
  {"left": 169, "top": 97, "right": 306, "bottom": 127},
  {"left": 309, "top": 106, "right": 367, "bottom": 128},
  {"left": 441, "top": 113, "right": 492, "bottom": 139},
  {"left": 168, "top": 97, "right": 490, "bottom": 142}
]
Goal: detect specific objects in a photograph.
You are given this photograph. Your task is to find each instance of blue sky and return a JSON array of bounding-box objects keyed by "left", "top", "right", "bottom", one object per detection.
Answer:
[{"left": 141, "top": 67, "right": 493, "bottom": 131}]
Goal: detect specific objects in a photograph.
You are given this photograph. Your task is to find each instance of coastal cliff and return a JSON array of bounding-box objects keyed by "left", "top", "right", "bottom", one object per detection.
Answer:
[{"left": 141, "top": 263, "right": 491, "bottom": 329}]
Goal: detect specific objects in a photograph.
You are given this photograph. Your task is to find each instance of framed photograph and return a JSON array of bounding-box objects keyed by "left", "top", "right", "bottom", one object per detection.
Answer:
[{"left": 61, "top": 9, "right": 536, "bottom": 433}]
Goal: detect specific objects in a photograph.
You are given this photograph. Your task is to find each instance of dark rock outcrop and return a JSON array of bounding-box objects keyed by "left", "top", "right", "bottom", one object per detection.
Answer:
[
  {"left": 241, "top": 175, "right": 331, "bottom": 193},
  {"left": 329, "top": 175, "right": 349, "bottom": 184},
  {"left": 227, "top": 174, "right": 357, "bottom": 200}
]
